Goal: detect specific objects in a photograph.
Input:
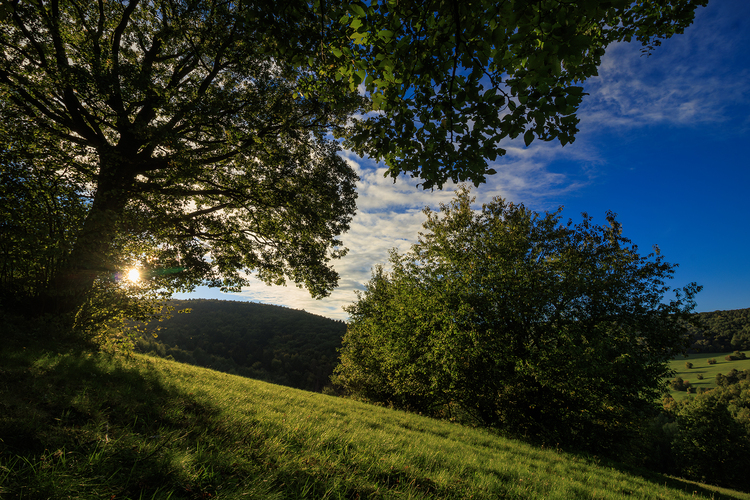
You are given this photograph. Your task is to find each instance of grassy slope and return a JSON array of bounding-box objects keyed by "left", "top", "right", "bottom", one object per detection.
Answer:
[
  {"left": 668, "top": 352, "right": 750, "bottom": 400},
  {"left": 2, "top": 347, "right": 748, "bottom": 500}
]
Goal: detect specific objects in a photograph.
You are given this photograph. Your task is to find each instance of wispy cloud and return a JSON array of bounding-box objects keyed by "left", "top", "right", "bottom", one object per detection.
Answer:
[{"left": 580, "top": 1, "right": 750, "bottom": 130}]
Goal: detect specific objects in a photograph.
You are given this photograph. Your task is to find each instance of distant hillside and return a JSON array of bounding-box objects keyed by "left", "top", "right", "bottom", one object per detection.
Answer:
[
  {"left": 687, "top": 308, "right": 750, "bottom": 352},
  {"left": 134, "top": 301, "right": 750, "bottom": 390},
  {"left": 135, "top": 299, "right": 346, "bottom": 392}
]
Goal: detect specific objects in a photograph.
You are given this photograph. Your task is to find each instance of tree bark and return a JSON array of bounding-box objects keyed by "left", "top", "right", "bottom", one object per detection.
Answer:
[{"left": 48, "top": 151, "right": 135, "bottom": 316}]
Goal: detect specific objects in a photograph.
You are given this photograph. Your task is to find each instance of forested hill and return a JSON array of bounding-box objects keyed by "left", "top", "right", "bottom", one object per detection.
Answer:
[
  {"left": 687, "top": 308, "right": 750, "bottom": 352},
  {"left": 135, "top": 299, "right": 346, "bottom": 392},
  {"left": 134, "top": 300, "right": 750, "bottom": 390}
]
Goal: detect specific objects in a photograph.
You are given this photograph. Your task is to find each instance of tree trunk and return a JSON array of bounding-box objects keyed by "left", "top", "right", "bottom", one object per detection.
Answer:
[{"left": 47, "top": 152, "right": 135, "bottom": 316}]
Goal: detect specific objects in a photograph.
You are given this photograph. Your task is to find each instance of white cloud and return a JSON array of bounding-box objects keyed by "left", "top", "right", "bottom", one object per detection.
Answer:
[
  {"left": 580, "top": 1, "right": 750, "bottom": 130},
  {"left": 222, "top": 140, "right": 594, "bottom": 320}
]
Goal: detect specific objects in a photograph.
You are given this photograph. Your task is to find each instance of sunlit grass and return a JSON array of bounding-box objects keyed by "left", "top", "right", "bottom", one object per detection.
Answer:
[{"left": 2, "top": 346, "right": 749, "bottom": 499}]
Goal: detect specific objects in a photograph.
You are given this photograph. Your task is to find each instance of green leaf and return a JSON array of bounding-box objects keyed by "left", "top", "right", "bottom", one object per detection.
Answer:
[
  {"left": 566, "top": 86, "right": 585, "bottom": 96},
  {"left": 349, "top": 4, "right": 366, "bottom": 17},
  {"left": 378, "top": 30, "right": 395, "bottom": 41},
  {"left": 524, "top": 130, "right": 534, "bottom": 146}
]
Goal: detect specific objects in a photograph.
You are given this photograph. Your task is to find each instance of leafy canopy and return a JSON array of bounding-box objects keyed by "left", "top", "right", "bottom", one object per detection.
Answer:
[
  {"left": 333, "top": 187, "right": 701, "bottom": 451},
  {"left": 328, "top": 0, "right": 707, "bottom": 188},
  {"left": 0, "top": 0, "right": 706, "bottom": 326}
]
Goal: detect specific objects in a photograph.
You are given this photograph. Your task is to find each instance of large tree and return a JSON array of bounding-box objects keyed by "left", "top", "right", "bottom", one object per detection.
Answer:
[
  {"left": 0, "top": 0, "right": 706, "bottom": 325},
  {"left": 332, "top": 188, "right": 701, "bottom": 452},
  {"left": 0, "top": 0, "right": 362, "bottom": 320}
]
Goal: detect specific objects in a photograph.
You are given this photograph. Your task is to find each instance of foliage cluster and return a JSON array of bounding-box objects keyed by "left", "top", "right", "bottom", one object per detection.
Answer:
[
  {"left": 726, "top": 351, "right": 748, "bottom": 361},
  {"left": 687, "top": 309, "right": 750, "bottom": 352},
  {"left": 134, "top": 299, "right": 346, "bottom": 392},
  {"left": 669, "top": 377, "right": 694, "bottom": 393},
  {"left": 2, "top": 345, "right": 745, "bottom": 500},
  {"left": 637, "top": 381, "right": 750, "bottom": 492},
  {"left": 333, "top": 188, "right": 700, "bottom": 453},
  {"left": 0, "top": 157, "right": 86, "bottom": 309},
  {"left": 716, "top": 368, "right": 750, "bottom": 388}
]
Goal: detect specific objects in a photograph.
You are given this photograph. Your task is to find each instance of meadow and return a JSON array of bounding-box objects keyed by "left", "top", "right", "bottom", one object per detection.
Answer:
[
  {"left": 667, "top": 352, "right": 750, "bottom": 400},
  {"left": 2, "top": 344, "right": 749, "bottom": 500}
]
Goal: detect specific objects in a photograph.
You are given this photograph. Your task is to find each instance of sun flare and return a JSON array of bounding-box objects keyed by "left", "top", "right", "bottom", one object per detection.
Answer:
[{"left": 126, "top": 268, "right": 140, "bottom": 283}]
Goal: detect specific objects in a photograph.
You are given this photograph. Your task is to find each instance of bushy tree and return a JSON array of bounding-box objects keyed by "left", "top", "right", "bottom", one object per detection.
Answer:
[
  {"left": 333, "top": 187, "right": 700, "bottom": 451},
  {"left": 0, "top": 0, "right": 706, "bottom": 333},
  {"left": 0, "top": 153, "right": 87, "bottom": 308},
  {"left": 635, "top": 380, "right": 750, "bottom": 490}
]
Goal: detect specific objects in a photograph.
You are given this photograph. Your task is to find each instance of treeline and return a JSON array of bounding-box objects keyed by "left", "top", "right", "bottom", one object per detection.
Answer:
[
  {"left": 134, "top": 299, "right": 346, "bottom": 392},
  {"left": 687, "top": 308, "right": 750, "bottom": 352}
]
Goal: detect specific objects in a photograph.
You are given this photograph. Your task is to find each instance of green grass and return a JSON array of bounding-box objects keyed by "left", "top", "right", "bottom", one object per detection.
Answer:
[
  {"left": 668, "top": 351, "right": 750, "bottom": 400},
  {"left": 2, "top": 345, "right": 749, "bottom": 499}
]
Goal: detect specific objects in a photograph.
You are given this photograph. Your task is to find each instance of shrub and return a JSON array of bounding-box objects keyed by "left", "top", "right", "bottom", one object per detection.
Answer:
[
  {"left": 696, "top": 373, "right": 703, "bottom": 380},
  {"left": 670, "top": 377, "right": 691, "bottom": 391},
  {"left": 685, "top": 361, "right": 693, "bottom": 369},
  {"left": 708, "top": 358, "right": 717, "bottom": 365},
  {"left": 726, "top": 354, "right": 738, "bottom": 361}
]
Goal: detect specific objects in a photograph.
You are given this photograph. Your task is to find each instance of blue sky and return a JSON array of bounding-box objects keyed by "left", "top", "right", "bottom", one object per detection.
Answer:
[{"left": 178, "top": 0, "right": 750, "bottom": 320}]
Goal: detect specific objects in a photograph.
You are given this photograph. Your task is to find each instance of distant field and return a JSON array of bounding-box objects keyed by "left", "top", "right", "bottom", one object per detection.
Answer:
[{"left": 668, "top": 351, "right": 750, "bottom": 400}]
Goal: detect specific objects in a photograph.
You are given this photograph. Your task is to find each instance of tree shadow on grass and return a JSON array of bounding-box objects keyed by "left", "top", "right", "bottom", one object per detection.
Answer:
[
  {"left": 0, "top": 345, "right": 252, "bottom": 499},
  {"left": 0, "top": 344, "right": 421, "bottom": 500}
]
